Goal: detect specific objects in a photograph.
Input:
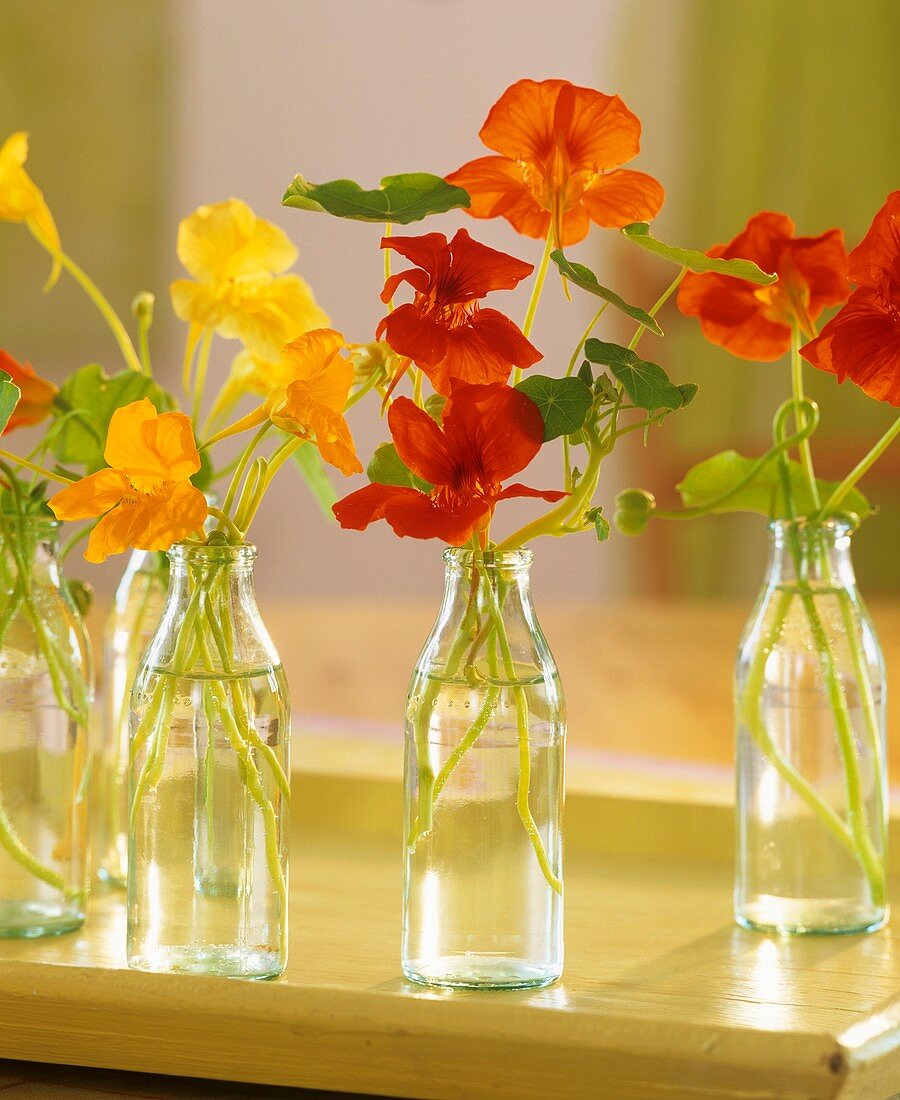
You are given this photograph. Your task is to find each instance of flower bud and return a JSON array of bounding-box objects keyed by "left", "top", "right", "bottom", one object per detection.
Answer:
[
  {"left": 614, "top": 488, "right": 655, "bottom": 536},
  {"left": 131, "top": 292, "right": 155, "bottom": 326}
]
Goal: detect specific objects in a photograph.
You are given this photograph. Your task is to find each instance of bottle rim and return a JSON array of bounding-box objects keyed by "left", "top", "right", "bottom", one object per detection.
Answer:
[
  {"left": 443, "top": 546, "right": 533, "bottom": 570},
  {"left": 168, "top": 540, "right": 257, "bottom": 566},
  {"left": 767, "top": 517, "right": 855, "bottom": 540}
]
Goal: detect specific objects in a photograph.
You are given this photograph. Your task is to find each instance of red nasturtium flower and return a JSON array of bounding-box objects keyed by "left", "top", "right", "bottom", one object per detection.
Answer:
[
  {"left": 0, "top": 349, "right": 57, "bottom": 434},
  {"left": 49, "top": 399, "right": 208, "bottom": 563},
  {"left": 377, "top": 228, "right": 541, "bottom": 396},
  {"left": 677, "top": 212, "right": 850, "bottom": 361},
  {"left": 446, "top": 78, "right": 665, "bottom": 247},
  {"left": 801, "top": 191, "right": 900, "bottom": 405},
  {"left": 333, "top": 382, "right": 565, "bottom": 544}
]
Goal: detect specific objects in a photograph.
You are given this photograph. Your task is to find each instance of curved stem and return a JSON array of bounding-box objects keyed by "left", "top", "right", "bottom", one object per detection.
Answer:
[
  {"left": 59, "top": 254, "right": 143, "bottom": 374},
  {"left": 653, "top": 399, "right": 819, "bottom": 522},
  {"left": 478, "top": 561, "right": 561, "bottom": 894},
  {"left": 791, "top": 324, "right": 820, "bottom": 511},
  {"left": 495, "top": 426, "right": 605, "bottom": 550},
  {"left": 814, "top": 416, "right": 900, "bottom": 521}
]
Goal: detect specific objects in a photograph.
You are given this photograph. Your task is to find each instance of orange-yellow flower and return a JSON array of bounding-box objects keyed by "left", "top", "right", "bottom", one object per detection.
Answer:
[
  {"left": 212, "top": 329, "right": 362, "bottom": 477},
  {"left": 0, "top": 349, "right": 57, "bottom": 434},
  {"left": 170, "top": 198, "right": 329, "bottom": 358},
  {"left": 49, "top": 399, "right": 208, "bottom": 563},
  {"left": 446, "top": 79, "right": 665, "bottom": 247},
  {"left": 0, "top": 132, "right": 62, "bottom": 289}
]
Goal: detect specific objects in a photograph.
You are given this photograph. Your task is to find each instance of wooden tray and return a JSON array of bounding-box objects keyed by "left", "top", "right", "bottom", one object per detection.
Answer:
[{"left": 1, "top": 733, "right": 899, "bottom": 1100}]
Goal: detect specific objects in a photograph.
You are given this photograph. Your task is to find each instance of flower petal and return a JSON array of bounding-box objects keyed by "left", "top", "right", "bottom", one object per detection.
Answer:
[
  {"left": 220, "top": 273, "right": 331, "bottom": 358},
  {"left": 388, "top": 396, "right": 457, "bottom": 485},
  {"left": 0, "top": 349, "right": 58, "bottom": 434},
  {"left": 377, "top": 302, "right": 448, "bottom": 367},
  {"left": 0, "top": 132, "right": 62, "bottom": 287},
  {"left": 104, "top": 399, "right": 200, "bottom": 483},
  {"left": 282, "top": 328, "right": 353, "bottom": 410},
  {"left": 496, "top": 483, "right": 568, "bottom": 503},
  {"left": 443, "top": 228, "right": 534, "bottom": 301},
  {"left": 84, "top": 481, "right": 208, "bottom": 564},
  {"left": 381, "top": 233, "right": 450, "bottom": 281},
  {"left": 423, "top": 309, "right": 541, "bottom": 396},
  {"left": 446, "top": 156, "right": 551, "bottom": 240},
  {"left": 552, "top": 83, "right": 643, "bottom": 169},
  {"left": 847, "top": 190, "right": 900, "bottom": 290},
  {"left": 176, "top": 198, "right": 297, "bottom": 281},
  {"left": 788, "top": 229, "right": 849, "bottom": 317},
  {"left": 48, "top": 468, "right": 128, "bottom": 522},
  {"left": 333, "top": 482, "right": 421, "bottom": 529},
  {"left": 801, "top": 288, "right": 900, "bottom": 405},
  {"left": 442, "top": 382, "right": 544, "bottom": 484},
  {"left": 677, "top": 270, "right": 790, "bottom": 361},
  {"left": 478, "top": 78, "right": 573, "bottom": 162},
  {"left": 581, "top": 168, "right": 665, "bottom": 229}
]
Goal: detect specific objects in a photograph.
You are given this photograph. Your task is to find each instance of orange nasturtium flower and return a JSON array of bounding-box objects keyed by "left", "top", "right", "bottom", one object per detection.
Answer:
[
  {"left": 0, "top": 132, "right": 62, "bottom": 288},
  {"left": 677, "top": 212, "right": 850, "bottom": 361},
  {"left": 0, "top": 349, "right": 57, "bottom": 434},
  {"left": 801, "top": 191, "right": 900, "bottom": 406},
  {"left": 333, "top": 382, "right": 565, "bottom": 544},
  {"left": 213, "top": 329, "right": 362, "bottom": 477},
  {"left": 170, "top": 198, "right": 329, "bottom": 358},
  {"left": 49, "top": 399, "right": 208, "bottom": 563},
  {"left": 377, "top": 228, "right": 541, "bottom": 396},
  {"left": 446, "top": 79, "right": 665, "bottom": 247}
]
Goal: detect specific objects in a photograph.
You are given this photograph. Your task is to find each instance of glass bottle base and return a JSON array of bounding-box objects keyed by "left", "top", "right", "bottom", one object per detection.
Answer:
[
  {"left": 736, "top": 897, "right": 888, "bottom": 936},
  {"left": 403, "top": 955, "right": 561, "bottom": 991},
  {"left": 127, "top": 945, "right": 285, "bottom": 980},
  {"left": 0, "top": 899, "right": 85, "bottom": 939}
]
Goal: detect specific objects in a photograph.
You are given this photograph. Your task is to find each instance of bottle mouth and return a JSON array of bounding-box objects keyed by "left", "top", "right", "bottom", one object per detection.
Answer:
[
  {"left": 768, "top": 517, "right": 855, "bottom": 541},
  {"left": 443, "top": 546, "right": 533, "bottom": 571},
  {"left": 168, "top": 540, "right": 257, "bottom": 567}
]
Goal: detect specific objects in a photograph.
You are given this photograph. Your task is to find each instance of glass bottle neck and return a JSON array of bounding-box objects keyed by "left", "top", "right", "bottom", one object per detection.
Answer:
[
  {"left": 765, "top": 520, "right": 858, "bottom": 592},
  {"left": 439, "top": 548, "right": 536, "bottom": 627},
  {"left": 0, "top": 516, "right": 64, "bottom": 587}
]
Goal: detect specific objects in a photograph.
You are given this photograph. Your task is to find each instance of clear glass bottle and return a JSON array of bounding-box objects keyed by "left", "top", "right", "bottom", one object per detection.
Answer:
[
  {"left": 735, "top": 519, "right": 887, "bottom": 935},
  {"left": 97, "top": 549, "right": 168, "bottom": 887},
  {"left": 0, "top": 515, "right": 91, "bottom": 937},
  {"left": 127, "top": 541, "right": 290, "bottom": 978},
  {"left": 403, "top": 548, "right": 565, "bottom": 989}
]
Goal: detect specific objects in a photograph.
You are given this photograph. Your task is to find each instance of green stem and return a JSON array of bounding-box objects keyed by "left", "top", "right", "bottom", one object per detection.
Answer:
[
  {"left": 495, "top": 425, "right": 606, "bottom": 550},
  {"left": 59, "top": 253, "right": 143, "bottom": 374},
  {"left": 220, "top": 424, "right": 272, "bottom": 522},
  {"left": 192, "top": 329, "right": 214, "bottom": 427},
  {"left": 653, "top": 399, "right": 819, "bottom": 522},
  {"left": 628, "top": 267, "right": 686, "bottom": 352},
  {"left": 791, "top": 324, "right": 820, "bottom": 511},
  {"left": 737, "top": 590, "right": 858, "bottom": 857},
  {"left": 565, "top": 304, "right": 608, "bottom": 378},
  {"left": 814, "top": 416, "right": 900, "bottom": 521},
  {"left": 0, "top": 449, "right": 73, "bottom": 485},
  {"left": 512, "top": 230, "right": 554, "bottom": 385},
  {"left": 478, "top": 560, "right": 561, "bottom": 894}
]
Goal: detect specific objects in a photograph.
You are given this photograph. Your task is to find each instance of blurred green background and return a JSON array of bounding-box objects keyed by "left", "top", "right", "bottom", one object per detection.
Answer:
[{"left": 0, "top": 0, "right": 896, "bottom": 599}]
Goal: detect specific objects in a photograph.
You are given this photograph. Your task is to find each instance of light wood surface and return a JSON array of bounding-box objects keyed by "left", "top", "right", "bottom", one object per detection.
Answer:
[
  {"left": 1, "top": 758, "right": 900, "bottom": 1100},
  {"left": 256, "top": 598, "right": 900, "bottom": 773}
]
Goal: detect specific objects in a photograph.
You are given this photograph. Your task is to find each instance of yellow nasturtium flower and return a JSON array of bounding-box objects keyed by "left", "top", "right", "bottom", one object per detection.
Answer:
[
  {"left": 213, "top": 328, "right": 362, "bottom": 477},
  {"left": 170, "top": 198, "right": 329, "bottom": 358},
  {"left": 49, "top": 399, "right": 208, "bottom": 563},
  {"left": 0, "top": 132, "right": 62, "bottom": 289}
]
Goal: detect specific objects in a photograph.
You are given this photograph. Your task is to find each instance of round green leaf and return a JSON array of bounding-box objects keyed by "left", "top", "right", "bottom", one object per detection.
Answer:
[{"left": 515, "top": 375, "right": 592, "bottom": 442}]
